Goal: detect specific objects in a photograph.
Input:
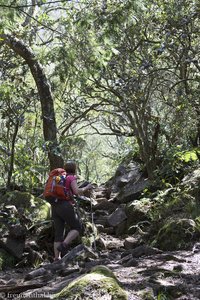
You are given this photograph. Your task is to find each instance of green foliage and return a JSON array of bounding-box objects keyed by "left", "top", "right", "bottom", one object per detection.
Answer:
[
  {"left": 176, "top": 149, "right": 200, "bottom": 163},
  {"left": 146, "top": 182, "right": 200, "bottom": 225},
  {"left": 53, "top": 0, "right": 200, "bottom": 179},
  {"left": 0, "top": 0, "right": 24, "bottom": 33},
  {"left": 0, "top": 0, "right": 200, "bottom": 187},
  {"left": 157, "top": 293, "right": 168, "bottom": 300},
  {"left": 60, "top": 136, "right": 86, "bottom": 162},
  {"left": 156, "top": 147, "right": 200, "bottom": 186},
  {"left": 79, "top": 134, "right": 122, "bottom": 183}
]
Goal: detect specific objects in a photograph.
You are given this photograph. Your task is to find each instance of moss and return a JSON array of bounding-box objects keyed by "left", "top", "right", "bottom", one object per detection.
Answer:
[
  {"left": 33, "top": 201, "right": 51, "bottom": 222},
  {"left": 126, "top": 198, "right": 152, "bottom": 216},
  {"left": 81, "top": 221, "right": 98, "bottom": 247},
  {"left": 138, "top": 288, "right": 155, "bottom": 300},
  {"left": 54, "top": 265, "right": 127, "bottom": 300},
  {"left": 125, "top": 198, "right": 151, "bottom": 228},
  {"left": 0, "top": 191, "right": 35, "bottom": 208},
  {"left": 154, "top": 218, "right": 199, "bottom": 250},
  {"left": 176, "top": 149, "right": 199, "bottom": 162},
  {"left": 195, "top": 216, "right": 200, "bottom": 231},
  {"left": 0, "top": 191, "right": 51, "bottom": 223},
  {"left": 91, "top": 265, "right": 118, "bottom": 280},
  {"left": 149, "top": 186, "right": 200, "bottom": 223},
  {"left": 81, "top": 236, "right": 92, "bottom": 247}
]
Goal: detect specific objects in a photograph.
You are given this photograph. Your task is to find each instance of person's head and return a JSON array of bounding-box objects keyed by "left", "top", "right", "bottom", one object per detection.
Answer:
[{"left": 64, "top": 160, "right": 77, "bottom": 175}]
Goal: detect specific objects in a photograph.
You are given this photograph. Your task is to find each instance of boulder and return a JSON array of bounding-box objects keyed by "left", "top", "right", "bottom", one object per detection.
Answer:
[
  {"left": 0, "top": 191, "right": 51, "bottom": 223},
  {"left": 125, "top": 198, "right": 152, "bottom": 229},
  {"left": 115, "top": 220, "right": 127, "bottom": 237},
  {"left": 8, "top": 224, "right": 27, "bottom": 239},
  {"left": 182, "top": 167, "right": 200, "bottom": 187},
  {"left": 0, "top": 237, "right": 25, "bottom": 259},
  {"left": 107, "top": 207, "right": 127, "bottom": 227},
  {"left": 53, "top": 265, "right": 128, "bottom": 300},
  {"left": 116, "top": 177, "right": 149, "bottom": 203},
  {"left": 124, "top": 236, "right": 143, "bottom": 250},
  {"left": 182, "top": 167, "right": 200, "bottom": 199},
  {"left": 94, "top": 185, "right": 111, "bottom": 199},
  {"left": 130, "top": 245, "right": 163, "bottom": 257},
  {"left": 106, "top": 162, "right": 145, "bottom": 194},
  {"left": 93, "top": 199, "right": 118, "bottom": 213},
  {"left": 116, "top": 163, "right": 142, "bottom": 189},
  {"left": 154, "top": 218, "right": 200, "bottom": 251}
]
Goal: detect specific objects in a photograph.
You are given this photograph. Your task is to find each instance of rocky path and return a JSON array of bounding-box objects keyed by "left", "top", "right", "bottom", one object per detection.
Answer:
[
  {"left": 1, "top": 165, "right": 200, "bottom": 300},
  {"left": 111, "top": 247, "right": 200, "bottom": 300},
  {"left": 0, "top": 236, "right": 200, "bottom": 300}
]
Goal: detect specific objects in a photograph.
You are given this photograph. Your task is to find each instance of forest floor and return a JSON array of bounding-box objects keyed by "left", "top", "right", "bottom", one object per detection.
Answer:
[
  {"left": 110, "top": 247, "right": 200, "bottom": 300},
  {"left": 0, "top": 235, "right": 200, "bottom": 300}
]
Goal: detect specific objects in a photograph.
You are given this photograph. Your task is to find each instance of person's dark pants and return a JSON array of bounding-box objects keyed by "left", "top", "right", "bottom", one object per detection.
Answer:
[{"left": 51, "top": 200, "right": 82, "bottom": 242}]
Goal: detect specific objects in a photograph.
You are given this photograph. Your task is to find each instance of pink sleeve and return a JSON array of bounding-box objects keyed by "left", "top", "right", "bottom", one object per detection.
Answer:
[{"left": 66, "top": 175, "right": 76, "bottom": 192}]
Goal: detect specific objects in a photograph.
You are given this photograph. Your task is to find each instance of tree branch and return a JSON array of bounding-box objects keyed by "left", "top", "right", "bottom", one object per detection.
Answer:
[
  {"left": 0, "top": 1, "right": 69, "bottom": 9},
  {"left": 60, "top": 102, "right": 104, "bottom": 136},
  {"left": 0, "top": 34, "right": 63, "bottom": 169}
]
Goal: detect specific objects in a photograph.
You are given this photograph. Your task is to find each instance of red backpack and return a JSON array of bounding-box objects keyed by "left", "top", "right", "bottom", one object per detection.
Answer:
[{"left": 43, "top": 168, "right": 70, "bottom": 200}]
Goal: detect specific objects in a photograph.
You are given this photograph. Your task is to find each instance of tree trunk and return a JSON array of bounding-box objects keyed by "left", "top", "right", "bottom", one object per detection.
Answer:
[
  {"left": 6, "top": 120, "right": 19, "bottom": 190},
  {"left": 0, "top": 34, "right": 63, "bottom": 170},
  {"left": 131, "top": 109, "right": 159, "bottom": 180}
]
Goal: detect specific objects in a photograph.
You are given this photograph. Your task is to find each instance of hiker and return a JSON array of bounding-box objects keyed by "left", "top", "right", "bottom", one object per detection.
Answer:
[{"left": 48, "top": 161, "right": 92, "bottom": 261}]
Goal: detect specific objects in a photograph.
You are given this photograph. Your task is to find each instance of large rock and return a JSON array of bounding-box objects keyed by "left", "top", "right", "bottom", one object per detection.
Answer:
[
  {"left": 0, "top": 237, "right": 25, "bottom": 259},
  {"left": 124, "top": 236, "right": 143, "bottom": 250},
  {"left": 8, "top": 224, "right": 27, "bottom": 239},
  {"left": 103, "top": 162, "right": 149, "bottom": 203},
  {"left": 182, "top": 167, "right": 200, "bottom": 186},
  {"left": 107, "top": 207, "right": 127, "bottom": 227},
  {"left": 54, "top": 265, "right": 128, "bottom": 300},
  {"left": 93, "top": 199, "right": 118, "bottom": 213},
  {"left": 125, "top": 198, "right": 152, "bottom": 229},
  {"left": 154, "top": 218, "right": 200, "bottom": 251},
  {"left": 0, "top": 191, "right": 51, "bottom": 223},
  {"left": 94, "top": 185, "right": 111, "bottom": 200},
  {"left": 0, "top": 191, "right": 51, "bottom": 262},
  {"left": 106, "top": 162, "right": 147, "bottom": 193},
  {"left": 115, "top": 163, "right": 141, "bottom": 189},
  {"left": 182, "top": 167, "right": 200, "bottom": 199},
  {"left": 130, "top": 245, "right": 163, "bottom": 257},
  {"left": 116, "top": 177, "right": 149, "bottom": 203}
]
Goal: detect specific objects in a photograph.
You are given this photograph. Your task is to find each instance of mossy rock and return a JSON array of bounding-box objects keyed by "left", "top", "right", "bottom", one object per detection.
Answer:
[
  {"left": 81, "top": 221, "right": 99, "bottom": 247},
  {"left": 162, "top": 190, "right": 200, "bottom": 219},
  {"left": 138, "top": 288, "right": 155, "bottom": 300},
  {"left": 148, "top": 184, "right": 200, "bottom": 223},
  {"left": 0, "top": 248, "right": 16, "bottom": 270},
  {"left": 0, "top": 191, "right": 50, "bottom": 223},
  {"left": 182, "top": 167, "right": 200, "bottom": 190},
  {"left": 125, "top": 198, "right": 152, "bottom": 228},
  {"left": 53, "top": 265, "right": 128, "bottom": 300},
  {"left": 0, "top": 190, "right": 35, "bottom": 208},
  {"left": 154, "top": 218, "right": 200, "bottom": 251}
]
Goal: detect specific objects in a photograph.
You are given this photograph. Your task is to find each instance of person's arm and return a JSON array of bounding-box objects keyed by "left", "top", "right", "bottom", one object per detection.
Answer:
[{"left": 71, "top": 180, "right": 92, "bottom": 196}]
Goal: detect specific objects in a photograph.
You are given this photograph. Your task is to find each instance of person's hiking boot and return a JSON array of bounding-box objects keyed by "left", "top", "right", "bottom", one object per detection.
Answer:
[{"left": 57, "top": 242, "right": 69, "bottom": 256}]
